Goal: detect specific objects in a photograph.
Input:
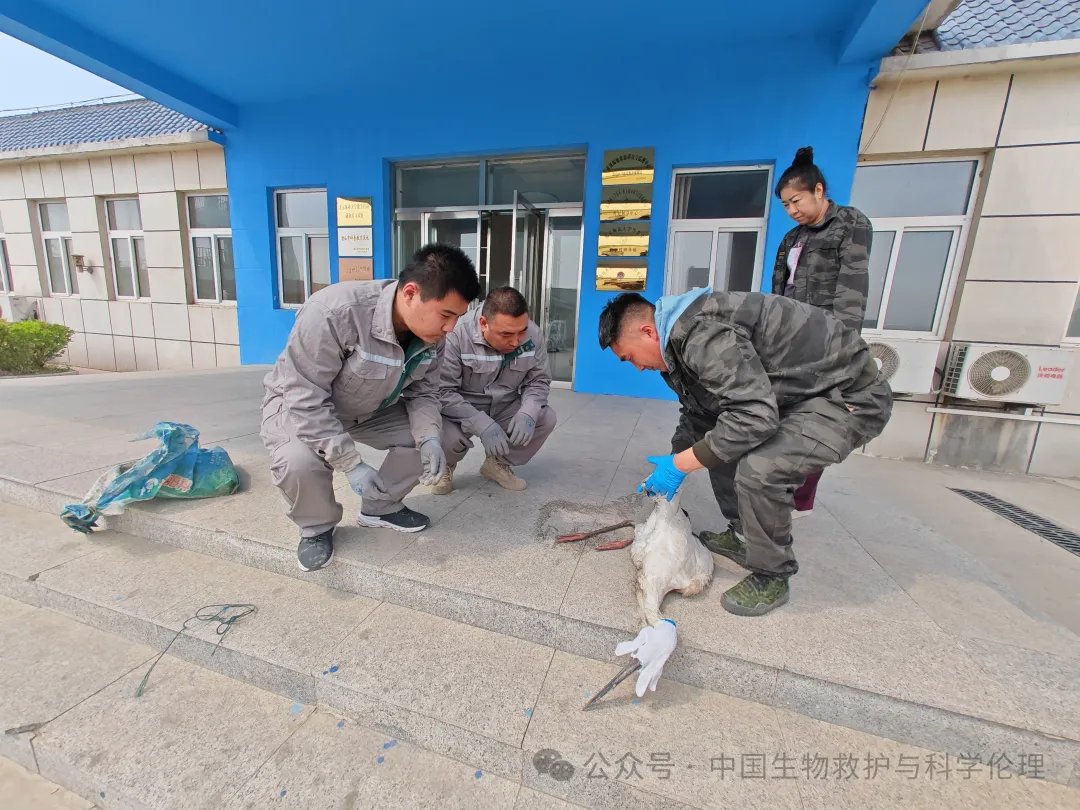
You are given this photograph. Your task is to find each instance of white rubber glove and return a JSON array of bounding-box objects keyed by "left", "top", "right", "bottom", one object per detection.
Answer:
[
  {"left": 345, "top": 462, "right": 388, "bottom": 497},
  {"left": 614, "top": 619, "right": 678, "bottom": 697},
  {"left": 418, "top": 437, "right": 447, "bottom": 485}
]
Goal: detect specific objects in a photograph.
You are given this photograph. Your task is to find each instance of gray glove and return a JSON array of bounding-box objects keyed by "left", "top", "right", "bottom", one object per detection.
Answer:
[
  {"left": 345, "top": 462, "right": 388, "bottom": 497},
  {"left": 479, "top": 422, "right": 510, "bottom": 460},
  {"left": 508, "top": 412, "right": 536, "bottom": 446},
  {"left": 418, "top": 437, "right": 447, "bottom": 485}
]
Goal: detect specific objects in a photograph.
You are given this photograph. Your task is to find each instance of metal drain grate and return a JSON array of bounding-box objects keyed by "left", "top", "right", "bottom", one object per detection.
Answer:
[{"left": 951, "top": 489, "right": 1080, "bottom": 557}]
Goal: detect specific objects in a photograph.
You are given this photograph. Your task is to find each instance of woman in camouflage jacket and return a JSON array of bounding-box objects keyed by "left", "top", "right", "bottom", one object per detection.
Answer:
[{"left": 771, "top": 146, "right": 873, "bottom": 517}]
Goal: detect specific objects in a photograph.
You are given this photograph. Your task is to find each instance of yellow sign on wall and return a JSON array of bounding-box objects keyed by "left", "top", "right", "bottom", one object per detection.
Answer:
[
  {"left": 601, "top": 148, "right": 655, "bottom": 186},
  {"left": 336, "top": 197, "right": 372, "bottom": 227}
]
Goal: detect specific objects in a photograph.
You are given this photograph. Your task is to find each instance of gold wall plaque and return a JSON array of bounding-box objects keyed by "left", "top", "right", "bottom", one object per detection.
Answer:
[
  {"left": 601, "top": 148, "right": 655, "bottom": 186},
  {"left": 336, "top": 197, "right": 373, "bottom": 227},
  {"left": 596, "top": 260, "right": 647, "bottom": 291},
  {"left": 600, "top": 183, "right": 653, "bottom": 221},
  {"left": 598, "top": 221, "right": 650, "bottom": 258},
  {"left": 339, "top": 258, "right": 374, "bottom": 282}
]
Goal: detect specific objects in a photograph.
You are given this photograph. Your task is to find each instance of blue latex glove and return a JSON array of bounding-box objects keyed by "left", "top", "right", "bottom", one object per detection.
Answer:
[{"left": 637, "top": 455, "right": 686, "bottom": 501}]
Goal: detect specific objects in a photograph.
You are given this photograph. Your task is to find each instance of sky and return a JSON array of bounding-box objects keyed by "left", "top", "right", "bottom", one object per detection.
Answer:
[{"left": 0, "top": 32, "right": 137, "bottom": 115}]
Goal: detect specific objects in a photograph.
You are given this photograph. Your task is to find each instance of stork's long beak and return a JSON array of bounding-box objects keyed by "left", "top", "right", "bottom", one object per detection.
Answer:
[{"left": 582, "top": 660, "right": 642, "bottom": 711}]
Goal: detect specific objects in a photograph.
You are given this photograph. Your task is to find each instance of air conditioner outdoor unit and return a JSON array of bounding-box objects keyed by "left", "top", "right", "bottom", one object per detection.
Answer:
[
  {"left": 865, "top": 338, "right": 944, "bottom": 394},
  {"left": 943, "top": 343, "right": 1072, "bottom": 405}
]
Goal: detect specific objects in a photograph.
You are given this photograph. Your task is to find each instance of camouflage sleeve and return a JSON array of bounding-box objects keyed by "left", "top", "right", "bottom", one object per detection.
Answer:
[
  {"left": 670, "top": 406, "right": 699, "bottom": 454},
  {"left": 772, "top": 230, "right": 794, "bottom": 295},
  {"left": 680, "top": 322, "right": 780, "bottom": 467},
  {"left": 832, "top": 212, "right": 872, "bottom": 331}
]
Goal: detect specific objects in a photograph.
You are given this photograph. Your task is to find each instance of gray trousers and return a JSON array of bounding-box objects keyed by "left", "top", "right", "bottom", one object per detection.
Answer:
[
  {"left": 443, "top": 401, "right": 557, "bottom": 467},
  {"left": 262, "top": 399, "right": 443, "bottom": 538},
  {"left": 676, "top": 402, "right": 850, "bottom": 579}
]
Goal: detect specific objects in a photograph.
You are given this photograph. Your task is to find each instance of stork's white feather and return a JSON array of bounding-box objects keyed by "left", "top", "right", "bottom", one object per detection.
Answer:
[{"left": 630, "top": 492, "right": 714, "bottom": 625}]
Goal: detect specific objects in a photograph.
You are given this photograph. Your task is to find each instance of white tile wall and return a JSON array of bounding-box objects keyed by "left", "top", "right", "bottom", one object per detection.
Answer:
[
  {"left": 60, "top": 160, "right": 94, "bottom": 197},
  {"left": 952, "top": 281, "right": 1077, "bottom": 345},
  {"left": 109, "top": 301, "right": 132, "bottom": 337},
  {"left": 129, "top": 301, "right": 155, "bottom": 338},
  {"left": 860, "top": 80, "right": 935, "bottom": 154},
  {"left": 981, "top": 144, "right": 1080, "bottom": 216},
  {"left": 0, "top": 199, "right": 32, "bottom": 233},
  {"left": 1027, "top": 422, "right": 1080, "bottom": 477},
  {"left": 925, "top": 74, "right": 1010, "bottom": 151},
  {"left": 212, "top": 306, "right": 239, "bottom": 344},
  {"left": 188, "top": 305, "right": 216, "bottom": 343},
  {"left": 66, "top": 196, "right": 99, "bottom": 233},
  {"left": 151, "top": 302, "right": 191, "bottom": 341},
  {"left": 111, "top": 155, "right": 138, "bottom": 194},
  {"left": 999, "top": 66, "right": 1080, "bottom": 146},
  {"left": 40, "top": 162, "right": 65, "bottom": 198},
  {"left": 0, "top": 165, "right": 24, "bottom": 199},
  {"left": 89, "top": 157, "right": 115, "bottom": 195},
  {"left": 139, "top": 192, "right": 181, "bottom": 231},
  {"left": 965, "top": 216, "right": 1080, "bottom": 282},
  {"left": 41, "top": 297, "right": 63, "bottom": 324},
  {"left": 85, "top": 332, "right": 116, "bottom": 371},
  {"left": 60, "top": 297, "right": 84, "bottom": 332},
  {"left": 20, "top": 164, "right": 44, "bottom": 199},
  {"left": 81, "top": 299, "right": 112, "bottom": 334},
  {"left": 133, "top": 337, "right": 158, "bottom": 371},
  {"left": 67, "top": 332, "right": 89, "bottom": 368},
  {"left": 191, "top": 341, "right": 217, "bottom": 369},
  {"left": 172, "top": 150, "right": 201, "bottom": 190},
  {"left": 215, "top": 343, "right": 240, "bottom": 367},
  {"left": 4, "top": 233, "right": 38, "bottom": 267},
  {"left": 134, "top": 152, "right": 175, "bottom": 193},
  {"left": 197, "top": 148, "right": 227, "bottom": 189},
  {"left": 9, "top": 265, "right": 42, "bottom": 297},
  {"left": 147, "top": 267, "right": 189, "bottom": 304},
  {"left": 113, "top": 335, "right": 137, "bottom": 372},
  {"left": 156, "top": 338, "right": 193, "bottom": 370},
  {"left": 142, "top": 230, "right": 184, "bottom": 268}
]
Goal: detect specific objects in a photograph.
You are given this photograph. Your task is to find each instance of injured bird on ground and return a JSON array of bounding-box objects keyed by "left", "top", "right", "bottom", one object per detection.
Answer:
[{"left": 578, "top": 492, "right": 714, "bottom": 709}]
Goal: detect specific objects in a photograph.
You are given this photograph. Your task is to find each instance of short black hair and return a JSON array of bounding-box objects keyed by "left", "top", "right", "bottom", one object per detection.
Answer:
[
  {"left": 400, "top": 243, "right": 480, "bottom": 303},
  {"left": 774, "top": 146, "right": 828, "bottom": 197},
  {"left": 598, "top": 292, "right": 655, "bottom": 349},
  {"left": 482, "top": 286, "right": 529, "bottom": 319}
]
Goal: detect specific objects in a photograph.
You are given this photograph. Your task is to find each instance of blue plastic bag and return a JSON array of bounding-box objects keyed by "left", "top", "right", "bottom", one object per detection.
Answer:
[{"left": 60, "top": 422, "right": 239, "bottom": 534}]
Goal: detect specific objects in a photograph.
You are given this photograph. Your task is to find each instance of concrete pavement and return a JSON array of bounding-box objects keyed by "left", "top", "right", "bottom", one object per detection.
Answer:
[{"left": 1, "top": 367, "right": 1079, "bottom": 806}]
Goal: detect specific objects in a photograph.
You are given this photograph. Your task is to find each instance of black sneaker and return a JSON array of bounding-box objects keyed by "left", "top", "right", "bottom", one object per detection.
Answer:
[
  {"left": 297, "top": 528, "right": 334, "bottom": 572},
  {"left": 357, "top": 506, "right": 430, "bottom": 533}
]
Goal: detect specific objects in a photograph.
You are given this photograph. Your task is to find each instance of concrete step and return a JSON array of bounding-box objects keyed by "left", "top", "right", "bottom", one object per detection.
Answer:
[
  {"left": 3, "top": 502, "right": 1079, "bottom": 808},
  {"left": 3, "top": 479, "right": 1080, "bottom": 793}
]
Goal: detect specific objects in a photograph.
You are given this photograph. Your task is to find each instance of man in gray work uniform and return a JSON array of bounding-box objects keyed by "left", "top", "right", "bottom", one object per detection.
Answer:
[
  {"left": 432, "top": 286, "right": 556, "bottom": 493},
  {"left": 261, "top": 244, "right": 480, "bottom": 572},
  {"left": 600, "top": 288, "right": 892, "bottom": 616}
]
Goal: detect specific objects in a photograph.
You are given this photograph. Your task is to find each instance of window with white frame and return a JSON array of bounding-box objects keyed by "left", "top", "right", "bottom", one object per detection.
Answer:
[
  {"left": 0, "top": 210, "right": 11, "bottom": 292},
  {"left": 665, "top": 166, "right": 771, "bottom": 296},
  {"left": 38, "top": 201, "right": 78, "bottom": 296},
  {"left": 850, "top": 159, "right": 980, "bottom": 336},
  {"left": 188, "top": 194, "right": 235, "bottom": 303},
  {"left": 275, "top": 189, "right": 329, "bottom": 307},
  {"left": 107, "top": 198, "right": 149, "bottom": 299}
]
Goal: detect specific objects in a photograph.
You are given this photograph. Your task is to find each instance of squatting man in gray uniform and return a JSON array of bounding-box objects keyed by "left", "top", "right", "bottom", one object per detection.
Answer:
[
  {"left": 261, "top": 245, "right": 480, "bottom": 572},
  {"left": 600, "top": 288, "right": 892, "bottom": 617},
  {"left": 431, "top": 286, "right": 556, "bottom": 494}
]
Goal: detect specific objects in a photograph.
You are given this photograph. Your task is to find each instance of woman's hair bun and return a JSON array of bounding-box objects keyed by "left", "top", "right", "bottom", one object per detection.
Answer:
[{"left": 793, "top": 146, "right": 815, "bottom": 167}]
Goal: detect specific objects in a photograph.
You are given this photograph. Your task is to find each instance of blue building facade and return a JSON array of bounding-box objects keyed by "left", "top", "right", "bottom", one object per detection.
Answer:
[{"left": 1, "top": 1, "right": 927, "bottom": 399}]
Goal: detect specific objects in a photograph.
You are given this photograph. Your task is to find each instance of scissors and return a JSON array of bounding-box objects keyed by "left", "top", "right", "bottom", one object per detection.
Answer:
[{"left": 582, "top": 659, "right": 642, "bottom": 711}]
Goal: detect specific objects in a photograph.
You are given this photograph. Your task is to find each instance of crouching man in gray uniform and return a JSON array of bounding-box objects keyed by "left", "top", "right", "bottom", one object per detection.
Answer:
[
  {"left": 432, "top": 286, "right": 556, "bottom": 493},
  {"left": 599, "top": 289, "right": 892, "bottom": 616},
  {"left": 261, "top": 244, "right": 480, "bottom": 571}
]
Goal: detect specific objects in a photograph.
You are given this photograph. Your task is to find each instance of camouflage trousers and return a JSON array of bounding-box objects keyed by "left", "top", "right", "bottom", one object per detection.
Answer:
[{"left": 674, "top": 398, "right": 859, "bottom": 579}]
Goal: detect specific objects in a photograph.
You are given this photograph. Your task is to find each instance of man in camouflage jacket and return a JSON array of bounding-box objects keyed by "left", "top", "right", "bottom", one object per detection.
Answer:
[
  {"left": 771, "top": 201, "right": 872, "bottom": 332},
  {"left": 599, "top": 288, "right": 892, "bottom": 616}
]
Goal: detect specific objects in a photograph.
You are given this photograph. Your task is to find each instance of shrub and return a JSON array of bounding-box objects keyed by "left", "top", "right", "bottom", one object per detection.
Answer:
[{"left": 0, "top": 319, "right": 74, "bottom": 375}]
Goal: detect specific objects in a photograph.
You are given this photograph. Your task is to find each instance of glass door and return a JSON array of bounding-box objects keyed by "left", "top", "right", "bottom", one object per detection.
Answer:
[
  {"left": 511, "top": 191, "right": 543, "bottom": 314},
  {"left": 541, "top": 210, "right": 582, "bottom": 386},
  {"left": 423, "top": 211, "right": 483, "bottom": 294}
]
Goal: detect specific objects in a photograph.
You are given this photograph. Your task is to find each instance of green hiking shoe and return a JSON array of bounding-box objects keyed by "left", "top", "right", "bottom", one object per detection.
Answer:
[
  {"left": 698, "top": 528, "right": 747, "bottom": 566},
  {"left": 721, "top": 573, "right": 790, "bottom": 617}
]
